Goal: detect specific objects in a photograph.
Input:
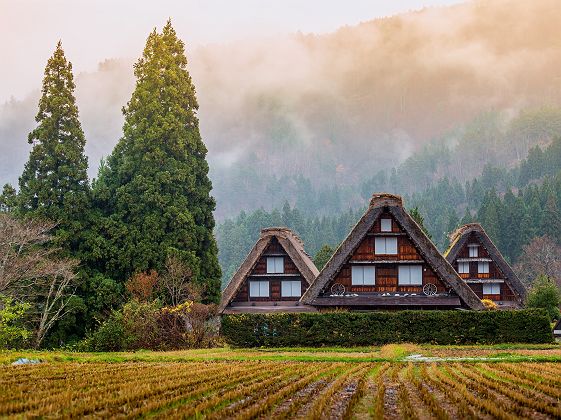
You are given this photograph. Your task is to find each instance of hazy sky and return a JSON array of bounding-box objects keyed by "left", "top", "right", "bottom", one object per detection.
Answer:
[{"left": 1, "top": 0, "right": 463, "bottom": 102}]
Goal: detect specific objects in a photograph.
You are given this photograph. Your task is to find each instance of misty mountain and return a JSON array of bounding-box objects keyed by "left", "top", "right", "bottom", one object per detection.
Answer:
[{"left": 2, "top": 0, "right": 561, "bottom": 218}]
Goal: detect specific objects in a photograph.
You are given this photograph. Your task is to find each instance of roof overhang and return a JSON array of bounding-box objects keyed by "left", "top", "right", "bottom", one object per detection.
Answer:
[{"left": 310, "top": 295, "right": 461, "bottom": 307}]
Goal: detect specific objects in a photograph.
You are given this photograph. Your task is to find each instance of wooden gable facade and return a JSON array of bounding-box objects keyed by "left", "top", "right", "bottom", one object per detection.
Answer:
[
  {"left": 329, "top": 211, "right": 448, "bottom": 296},
  {"left": 231, "top": 238, "right": 309, "bottom": 303},
  {"left": 302, "top": 194, "right": 485, "bottom": 310},
  {"left": 219, "top": 228, "right": 319, "bottom": 314},
  {"left": 445, "top": 224, "right": 526, "bottom": 308}
]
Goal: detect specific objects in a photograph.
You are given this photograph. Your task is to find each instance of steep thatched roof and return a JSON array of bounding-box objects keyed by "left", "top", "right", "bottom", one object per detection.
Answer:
[
  {"left": 445, "top": 223, "right": 527, "bottom": 303},
  {"left": 219, "top": 227, "right": 319, "bottom": 313},
  {"left": 301, "top": 193, "right": 485, "bottom": 310}
]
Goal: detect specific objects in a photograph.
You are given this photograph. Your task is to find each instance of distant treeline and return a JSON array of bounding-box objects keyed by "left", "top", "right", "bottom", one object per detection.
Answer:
[{"left": 217, "top": 135, "right": 561, "bottom": 286}]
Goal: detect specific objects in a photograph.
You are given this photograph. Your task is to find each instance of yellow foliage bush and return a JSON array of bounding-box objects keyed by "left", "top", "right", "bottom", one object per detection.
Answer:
[{"left": 482, "top": 299, "right": 497, "bottom": 310}]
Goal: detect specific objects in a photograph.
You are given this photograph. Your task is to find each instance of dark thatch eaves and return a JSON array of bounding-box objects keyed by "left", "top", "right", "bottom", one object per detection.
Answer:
[
  {"left": 445, "top": 223, "right": 527, "bottom": 303},
  {"left": 218, "top": 227, "right": 319, "bottom": 313},
  {"left": 301, "top": 193, "right": 485, "bottom": 310}
]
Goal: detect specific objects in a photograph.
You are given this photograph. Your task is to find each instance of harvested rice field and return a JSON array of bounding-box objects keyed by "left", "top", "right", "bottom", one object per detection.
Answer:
[{"left": 2, "top": 346, "right": 561, "bottom": 419}]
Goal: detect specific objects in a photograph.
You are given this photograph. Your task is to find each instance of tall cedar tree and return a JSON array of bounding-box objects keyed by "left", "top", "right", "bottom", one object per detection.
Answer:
[
  {"left": 94, "top": 22, "right": 221, "bottom": 302},
  {"left": 18, "top": 41, "right": 90, "bottom": 250}
]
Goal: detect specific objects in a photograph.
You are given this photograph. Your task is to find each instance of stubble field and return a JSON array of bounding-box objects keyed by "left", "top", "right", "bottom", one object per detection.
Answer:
[{"left": 2, "top": 345, "right": 561, "bottom": 419}]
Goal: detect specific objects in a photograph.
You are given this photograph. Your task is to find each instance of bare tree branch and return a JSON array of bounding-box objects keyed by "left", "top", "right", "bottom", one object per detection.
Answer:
[{"left": 0, "top": 214, "right": 78, "bottom": 347}]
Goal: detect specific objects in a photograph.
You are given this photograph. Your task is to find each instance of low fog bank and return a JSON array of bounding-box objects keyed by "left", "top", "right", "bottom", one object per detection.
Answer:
[{"left": 2, "top": 0, "right": 561, "bottom": 217}]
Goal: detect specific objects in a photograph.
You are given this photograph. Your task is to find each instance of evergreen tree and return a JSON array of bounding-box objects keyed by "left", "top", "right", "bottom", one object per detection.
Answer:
[
  {"left": 477, "top": 190, "right": 501, "bottom": 245},
  {"left": 94, "top": 22, "right": 221, "bottom": 302},
  {"left": 18, "top": 41, "right": 90, "bottom": 249},
  {"left": 0, "top": 184, "right": 17, "bottom": 212},
  {"left": 443, "top": 209, "right": 460, "bottom": 249},
  {"left": 460, "top": 208, "right": 473, "bottom": 226},
  {"left": 500, "top": 190, "right": 523, "bottom": 262},
  {"left": 313, "top": 245, "right": 334, "bottom": 271},
  {"left": 409, "top": 207, "right": 432, "bottom": 239},
  {"left": 541, "top": 195, "right": 561, "bottom": 244}
]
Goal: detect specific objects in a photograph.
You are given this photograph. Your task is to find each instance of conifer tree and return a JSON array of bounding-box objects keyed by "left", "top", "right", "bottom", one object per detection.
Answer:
[
  {"left": 460, "top": 208, "right": 473, "bottom": 226},
  {"left": 477, "top": 190, "right": 502, "bottom": 244},
  {"left": 541, "top": 195, "right": 561, "bottom": 245},
  {"left": 313, "top": 245, "right": 334, "bottom": 271},
  {"left": 94, "top": 22, "right": 221, "bottom": 302},
  {"left": 0, "top": 184, "right": 17, "bottom": 212},
  {"left": 18, "top": 41, "right": 90, "bottom": 248},
  {"left": 409, "top": 207, "right": 432, "bottom": 239}
]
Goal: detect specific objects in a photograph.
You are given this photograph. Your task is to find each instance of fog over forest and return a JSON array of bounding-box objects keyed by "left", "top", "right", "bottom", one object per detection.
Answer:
[{"left": 2, "top": 0, "right": 561, "bottom": 218}]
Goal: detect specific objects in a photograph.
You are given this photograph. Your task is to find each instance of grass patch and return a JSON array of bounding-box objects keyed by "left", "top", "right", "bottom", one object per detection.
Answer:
[{"left": 1, "top": 343, "right": 561, "bottom": 365}]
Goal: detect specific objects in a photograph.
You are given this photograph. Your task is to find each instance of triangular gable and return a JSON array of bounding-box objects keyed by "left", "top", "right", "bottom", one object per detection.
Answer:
[
  {"left": 219, "top": 227, "right": 319, "bottom": 312},
  {"left": 445, "top": 223, "right": 527, "bottom": 303},
  {"left": 302, "top": 193, "right": 485, "bottom": 310}
]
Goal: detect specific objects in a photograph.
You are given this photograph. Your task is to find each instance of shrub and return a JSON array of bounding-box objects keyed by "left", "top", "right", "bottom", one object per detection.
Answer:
[
  {"left": 83, "top": 300, "right": 218, "bottom": 351},
  {"left": 526, "top": 275, "right": 561, "bottom": 321},
  {"left": 481, "top": 299, "right": 497, "bottom": 310},
  {"left": 83, "top": 311, "right": 126, "bottom": 351},
  {"left": 0, "top": 295, "right": 31, "bottom": 349},
  {"left": 221, "top": 309, "right": 553, "bottom": 347}
]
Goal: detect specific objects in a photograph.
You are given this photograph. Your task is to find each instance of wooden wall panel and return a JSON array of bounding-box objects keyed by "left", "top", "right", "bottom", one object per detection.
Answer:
[
  {"left": 349, "top": 236, "right": 422, "bottom": 262},
  {"left": 232, "top": 278, "right": 308, "bottom": 302},
  {"left": 369, "top": 212, "right": 402, "bottom": 234},
  {"left": 328, "top": 263, "right": 446, "bottom": 294},
  {"left": 251, "top": 241, "right": 298, "bottom": 275},
  {"left": 456, "top": 233, "right": 491, "bottom": 259}
]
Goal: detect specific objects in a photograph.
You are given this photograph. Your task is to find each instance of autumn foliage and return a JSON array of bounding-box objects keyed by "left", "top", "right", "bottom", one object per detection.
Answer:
[{"left": 125, "top": 270, "right": 159, "bottom": 302}]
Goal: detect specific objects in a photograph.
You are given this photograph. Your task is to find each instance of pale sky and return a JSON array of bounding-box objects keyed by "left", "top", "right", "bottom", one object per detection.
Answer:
[{"left": 0, "top": 0, "right": 463, "bottom": 102}]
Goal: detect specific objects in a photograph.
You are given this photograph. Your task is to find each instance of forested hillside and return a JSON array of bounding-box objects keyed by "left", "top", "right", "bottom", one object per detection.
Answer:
[{"left": 217, "top": 132, "right": 561, "bottom": 286}]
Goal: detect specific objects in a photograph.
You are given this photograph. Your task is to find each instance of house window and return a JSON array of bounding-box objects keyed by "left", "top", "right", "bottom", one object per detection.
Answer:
[
  {"left": 380, "top": 218, "right": 392, "bottom": 232},
  {"left": 468, "top": 244, "right": 479, "bottom": 258},
  {"left": 281, "top": 280, "right": 301, "bottom": 297},
  {"left": 483, "top": 283, "right": 500, "bottom": 295},
  {"left": 351, "top": 266, "right": 375, "bottom": 285},
  {"left": 478, "top": 261, "right": 489, "bottom": 274},
  {"left": 266, "top": 257, "right": 284, "bottom": 274},
  {"left": 458, "top": 262, "right": 470, "bottom": 274},
  {"left": 398, "top": 265, "right": 423, "bottom": 285},
  {"left": 375, "top": 237, "right": 398, "bottom": 255},
  {"left": 249, "top": 281, "right": 269, "bottom": 297}
]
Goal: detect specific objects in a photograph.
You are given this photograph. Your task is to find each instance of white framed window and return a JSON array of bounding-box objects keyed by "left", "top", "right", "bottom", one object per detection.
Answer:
[
  {"left": 375, "top": 237, "right": 398, "bottom": 255},
  {"left": 380, "top": 218, "right": 392, "bottom": 232},
  {"left": 266, "top": 257, "right": 284, "bottom": 274},
  {"left": 478, "top": 261, "right": 489, "bottom": 274},
  {"left": 468, "top": 244, "right": 479, "bottom": 258},
  {"left": 458, "top": 262, "right": 470, "bottom": 274},
  {"left": 483, "top": 283, "right": 500, "bottom": 295},
  {"left": 281, "top": 280, "right": 301, "bottom": 297},
  {"left": 351, "top": 266, "right": 376, "bottom": 285},
  {"left": 249, "top": 281, "right": 269, "bottom": 297},
  {"left": 398, "top": 265, "right": 423, "bottom": 285}
]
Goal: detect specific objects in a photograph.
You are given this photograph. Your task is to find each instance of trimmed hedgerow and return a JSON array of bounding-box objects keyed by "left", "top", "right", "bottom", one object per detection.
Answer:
[{"left": 221, "top": 309, "right": 553, "bottom": 347}]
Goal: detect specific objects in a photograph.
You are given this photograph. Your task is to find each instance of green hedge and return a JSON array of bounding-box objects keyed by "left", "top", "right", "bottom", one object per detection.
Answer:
[{"left": 221, "top": 309, "right": 553, "bottom": 347}]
